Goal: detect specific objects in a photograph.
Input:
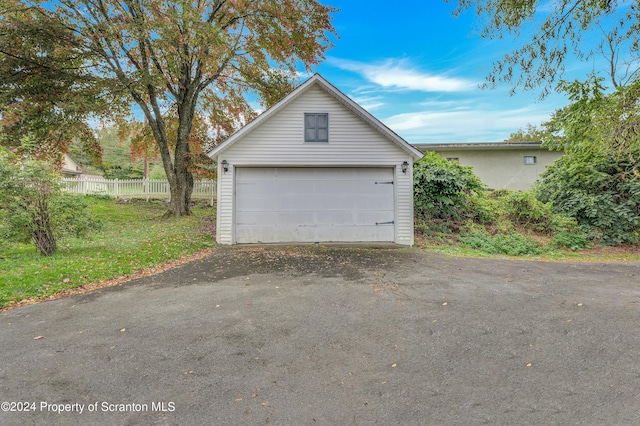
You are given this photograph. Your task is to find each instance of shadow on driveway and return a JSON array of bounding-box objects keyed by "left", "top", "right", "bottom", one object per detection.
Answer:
[{"left": 1, "top": 246, "right": 639, "bottom": 425}]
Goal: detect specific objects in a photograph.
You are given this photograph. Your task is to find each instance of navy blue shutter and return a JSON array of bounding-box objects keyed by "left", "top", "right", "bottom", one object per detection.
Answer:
[{"left": 304, "top": 113, "right": 328, "bottom": 142}]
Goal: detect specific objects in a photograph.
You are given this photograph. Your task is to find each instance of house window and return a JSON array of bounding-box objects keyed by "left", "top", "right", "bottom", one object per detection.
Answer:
[
  {"left": 304, "top": 113, "right": 328, "bottom": 142},
  {"left": 523, "top": 156, "right": 537, "bottom": 165},
  {"left": 446, "top": 157, "right": 460, "bottom": 162}
]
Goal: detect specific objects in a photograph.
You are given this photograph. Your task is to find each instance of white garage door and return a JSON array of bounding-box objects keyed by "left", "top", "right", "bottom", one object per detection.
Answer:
[{"left": 235, "top": 167, "right": 395, "bottom": 243}]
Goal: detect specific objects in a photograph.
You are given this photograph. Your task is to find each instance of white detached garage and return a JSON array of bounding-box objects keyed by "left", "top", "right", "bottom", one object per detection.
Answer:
[{"left": 208, "top": 74, "right": 423, "bottom": 245}]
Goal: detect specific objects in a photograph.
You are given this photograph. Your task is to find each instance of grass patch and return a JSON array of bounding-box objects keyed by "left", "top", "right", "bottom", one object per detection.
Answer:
[
  {"left": 415, "top": 224, "right": 640, "bottom": 262},
  {"left": 0, "top": 196, "right": 215, "bottom": 309}
]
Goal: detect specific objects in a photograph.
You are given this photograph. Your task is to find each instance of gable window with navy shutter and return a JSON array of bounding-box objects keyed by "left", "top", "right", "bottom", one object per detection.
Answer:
[{"left": 304, "top": 113, "right": 329, "bottom": 142}]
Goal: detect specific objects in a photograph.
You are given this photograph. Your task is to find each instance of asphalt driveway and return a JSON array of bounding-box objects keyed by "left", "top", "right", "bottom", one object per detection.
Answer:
[{"left": 1, "top": 245, "right": 640, "bottom": 425}]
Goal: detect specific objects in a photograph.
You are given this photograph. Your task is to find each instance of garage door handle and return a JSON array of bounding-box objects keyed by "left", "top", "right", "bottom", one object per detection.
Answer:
[
  {"left": 375, "top": 181, "right": 394, "bottom": 185},
  {"left": 376, "top": 221, "right": 395, "bottom": 225}
]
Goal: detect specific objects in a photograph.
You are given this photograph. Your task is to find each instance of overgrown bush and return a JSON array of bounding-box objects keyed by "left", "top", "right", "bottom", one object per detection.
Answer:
[
  {"left": 463, "top": 189, "right": 590, "bottom": 252},
  {"left": 536, "top": 76, "right": 640, "bottom": 245},
  {"left": 536, "top": 150, "right": 640, "bottom": 245},
  {"left": 469, "top": 189, "right": 580, "bottom": 232},
  {"left": 495, "top": 190, "right": 553, "bottom": 229},
  {"left": 414, "top": 152, "right": 485, "bottom": 222},
  {"left": 0, "top": 148, "right": 102, "bottom": 255}
]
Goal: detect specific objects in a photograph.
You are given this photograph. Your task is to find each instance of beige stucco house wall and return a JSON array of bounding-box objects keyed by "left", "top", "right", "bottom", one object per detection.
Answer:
[{"left": 414, "top": 143, "right": 563, "bottom": 191}]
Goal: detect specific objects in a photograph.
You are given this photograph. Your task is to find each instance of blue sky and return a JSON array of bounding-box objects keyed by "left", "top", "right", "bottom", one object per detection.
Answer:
[{"left": 310, "top": 1, "right": 596, "bottom": 144}]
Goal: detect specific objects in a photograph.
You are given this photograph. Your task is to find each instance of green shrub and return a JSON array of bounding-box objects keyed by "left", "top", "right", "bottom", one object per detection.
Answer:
[
  {"left": 551, "top": 231, "right": 591, "bottom": 251},
  {"left": 495, "top": 190, "right": 553, "bottom": 229},
  {"left": 49, "top": 193, "right": 104, "bottom": 237},
  {"left": 414, "top": 152, "right": 485, "bottom": 221},
  {"left": 468, "top": 194, "right": 499, "bottom": 225},
  {"left": 0, "top": 149, "right": 101, "bottom": 255},
  {"left": 536, "top": 151, "right": 640, "bottom": 245},
  {"left": 459, "top": 229, "right": 544, "bottom": 256},
  {"left": 469, "top": 189, "right": 577, "bottom": 233},
  {"left": 536, "top": 78, "right": 640, "bottom": 246}
]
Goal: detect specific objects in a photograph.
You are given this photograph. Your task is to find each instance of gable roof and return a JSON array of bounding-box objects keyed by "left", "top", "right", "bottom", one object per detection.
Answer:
[{"left": 208, "top": 74, "right": 423, "bottom": 161}]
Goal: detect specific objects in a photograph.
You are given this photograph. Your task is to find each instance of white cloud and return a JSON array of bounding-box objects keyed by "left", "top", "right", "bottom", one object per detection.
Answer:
[
  {"left": 329, "top": 58, "right": 476, "bottom": 93},
  {"left": 348, "top": 95, "right": 385, "bottom": 111},
  {"left": 383, "top": 104, "right": 553, "bottom": 142}
]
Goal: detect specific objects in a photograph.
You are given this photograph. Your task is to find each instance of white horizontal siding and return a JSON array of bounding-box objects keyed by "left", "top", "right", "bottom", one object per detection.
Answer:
[
  {"left": 216, "top": 162, "right": 234, "bottom": 244},
  {"left": 395, "top": 164, "right": 414, "bottom": 245},
  {"left": 217, "top": 85, "right": 415, "bottom": 245},
  {"left": 219, "top": 87, "right": 410, "bottom": 165}
]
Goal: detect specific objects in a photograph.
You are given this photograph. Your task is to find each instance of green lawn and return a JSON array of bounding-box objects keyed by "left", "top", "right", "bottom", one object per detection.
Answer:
[{"left": 0, "top": 197, "right": 215, "bottom": 309}]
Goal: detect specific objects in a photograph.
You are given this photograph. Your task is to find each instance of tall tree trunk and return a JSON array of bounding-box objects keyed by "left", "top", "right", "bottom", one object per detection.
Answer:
[
  {"left": 166, "top": 165, "right": 193, "bottom": 218},
  {"left": 164, "top": 90, "right": 197, "bottom": 218},
  {"left": 141, "top": 101, "right": 195, "bottom": 218},
  {"left": 31, "top": 198, "right": 57, "bottom": 256}
]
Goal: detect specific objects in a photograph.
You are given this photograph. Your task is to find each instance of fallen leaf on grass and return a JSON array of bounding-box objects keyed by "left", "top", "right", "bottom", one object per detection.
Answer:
[{"left": 1, "top": 248, "right": 215, "bottom": 314}]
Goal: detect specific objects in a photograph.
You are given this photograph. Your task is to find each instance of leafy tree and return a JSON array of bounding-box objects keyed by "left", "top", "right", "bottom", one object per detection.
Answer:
[
  {"left": 33, "top": 0, "right": 337, "bottom": 217},
  {"left": 119, "top": 110, "right": 216, "bottom": 180},
  {"left": 119, "top": 119, "right": 159, "bottom": 179},
  {"left": 449, "top": 1, "right": 640, "bottom": 245},
  {"left": 0, "top": 0, "right": 108, "bottom": 165},
  {"left": 536, "top": 76, "right": 640, "bottom": 244},
  {"left": 504, "top": 124, "right": 548, "bottom": 142},
  {"left": 414, "top": 152, "right": 485, "bottom": 221},
  {"left": 0, "top": 147, "right": 100, "bottom": 256},
  {"left": 94, "top": 127, "right": 145, "bottom": 180},
  {"left": 449, "top": 0, "right": 640, "bottom": 96}
]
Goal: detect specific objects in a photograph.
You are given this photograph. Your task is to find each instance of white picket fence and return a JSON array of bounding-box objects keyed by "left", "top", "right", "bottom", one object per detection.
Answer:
[{"left": 62, "top": 177, "right": 216, "bottom": 205}]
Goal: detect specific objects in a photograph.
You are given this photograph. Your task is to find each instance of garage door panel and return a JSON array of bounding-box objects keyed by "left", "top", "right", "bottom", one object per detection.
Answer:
[
  {"left": 237, "top": 210, "right": 393, "bottom": 227},
  {"left": 236, "top": 211, "right": 279, "bottom": 226},
  {"left": 235, "top": 167, "right": 395, "bottom": 243},
  {"left": 353, "top": 195, "right": 394, "bottom": 210},
  {"left": 235, "top": 224, "right": 394, "bottom": 244},
  {"left": 236, "top": 195, "right": 279, "bottom": 211},
  {"left": 236, "top": 168, "right": 277, "bottom": 181},
  {"left": 356, "top": 210, "right": 394, "bottom": 224}
]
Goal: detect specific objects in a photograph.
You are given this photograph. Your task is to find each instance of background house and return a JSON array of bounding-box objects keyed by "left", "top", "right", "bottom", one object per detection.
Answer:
[
  {"left": 414, "top": 142, "right": 563, "bottom": 191},
  {"left": 61, "top": 153, "right": 103, "bottom": 179},
  {"left": 61, "top": 153, "right": 82, "bottom": 178},
  {"left": 209, "top": 74, "right": 423, "bottom": 245}
]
